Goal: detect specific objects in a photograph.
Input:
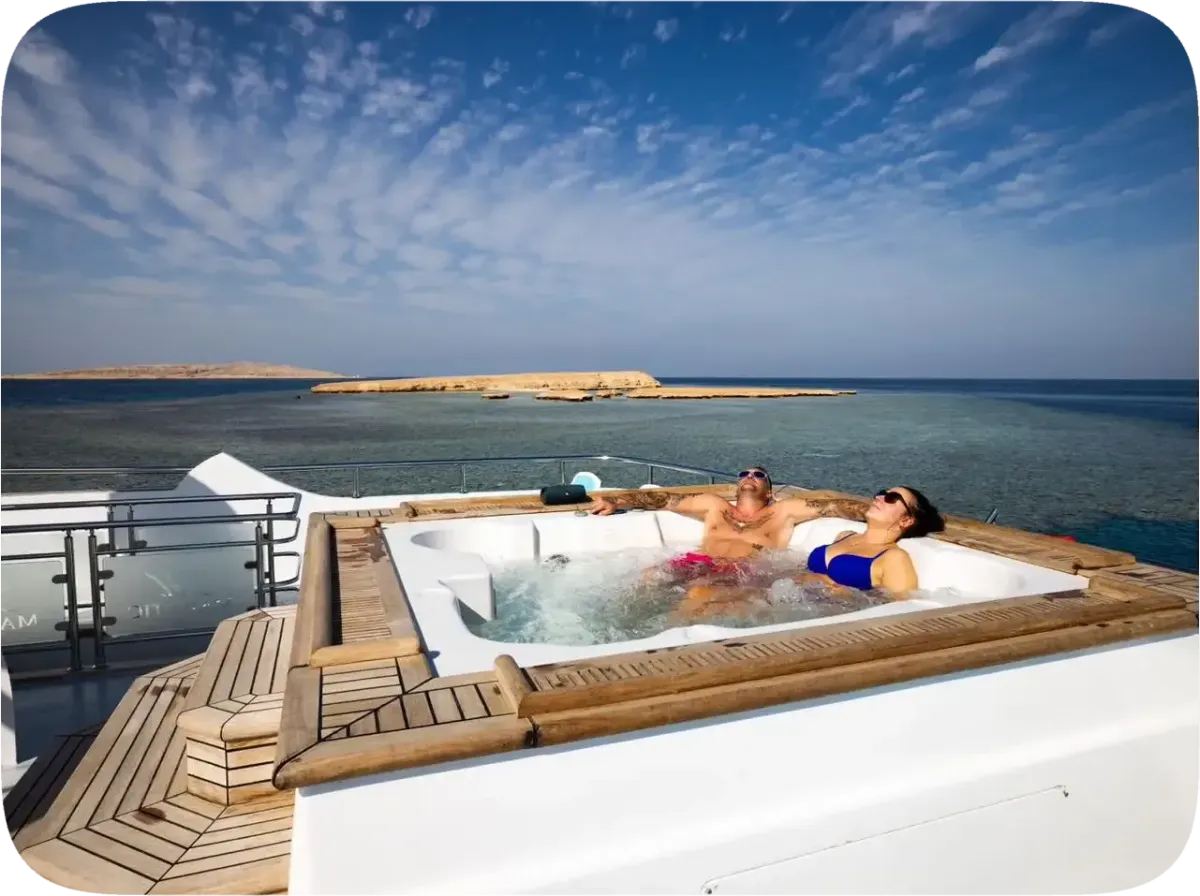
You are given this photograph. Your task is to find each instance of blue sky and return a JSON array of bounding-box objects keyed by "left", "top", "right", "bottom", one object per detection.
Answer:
[{"left": 2, "top": 2, "right": 1196, "bottom": 378}]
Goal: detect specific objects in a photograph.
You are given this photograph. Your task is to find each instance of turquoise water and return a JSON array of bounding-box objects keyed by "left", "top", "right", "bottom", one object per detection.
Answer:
[{"left": 1, "top": 378, "right": 1195, "bottom": 571}]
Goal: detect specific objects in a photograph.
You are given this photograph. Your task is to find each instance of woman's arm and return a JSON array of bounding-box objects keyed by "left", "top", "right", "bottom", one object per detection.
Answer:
[{"left": 877, "top": 549, "right": 919, "bottom": 595}]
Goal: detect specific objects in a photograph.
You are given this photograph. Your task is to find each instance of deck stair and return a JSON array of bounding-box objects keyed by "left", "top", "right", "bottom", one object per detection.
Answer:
[{"left": 175, "top": 608, "right": 295, "bottom": 806}]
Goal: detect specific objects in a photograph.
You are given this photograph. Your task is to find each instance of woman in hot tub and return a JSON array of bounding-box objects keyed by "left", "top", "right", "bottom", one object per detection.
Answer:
[{"left": 795, "top": 486, "right": 945, "bottom": 594}]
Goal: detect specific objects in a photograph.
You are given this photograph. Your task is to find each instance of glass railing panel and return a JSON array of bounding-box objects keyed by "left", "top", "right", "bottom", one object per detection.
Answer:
[
  {"left": 99, "top": 545, "right": 258, "bottom": 638},
  {"left": 0, "top": 558, "right": 69, "bottom": 646}
]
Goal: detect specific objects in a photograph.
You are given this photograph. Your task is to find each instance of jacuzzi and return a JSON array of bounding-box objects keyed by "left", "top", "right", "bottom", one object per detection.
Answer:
[{"left": 382, "top": 510, "right": 1088, "bottom": 676}]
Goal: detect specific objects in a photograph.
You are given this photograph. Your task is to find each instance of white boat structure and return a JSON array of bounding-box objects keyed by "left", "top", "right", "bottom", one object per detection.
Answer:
[{"left": 1, "top": 452, "right": 1196, "bottom": 894}]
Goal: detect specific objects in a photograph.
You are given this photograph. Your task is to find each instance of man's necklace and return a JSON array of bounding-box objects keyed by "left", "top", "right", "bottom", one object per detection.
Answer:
[{"left": 727, "top": 508, "right": 768, "bottom": 531}]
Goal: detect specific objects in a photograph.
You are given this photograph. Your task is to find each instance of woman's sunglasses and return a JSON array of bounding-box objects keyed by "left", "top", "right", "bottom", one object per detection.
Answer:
[
  {"left": 876, "top": 489, "right": 915, "bottom": 514},
  {"left": 738, "top": 470, "right": 769, "bottom": 481}
]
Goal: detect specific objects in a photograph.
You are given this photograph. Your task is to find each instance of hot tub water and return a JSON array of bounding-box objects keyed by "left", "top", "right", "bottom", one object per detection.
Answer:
[{"left": 462, "top": 547, "right": 894, "bottom": 646}]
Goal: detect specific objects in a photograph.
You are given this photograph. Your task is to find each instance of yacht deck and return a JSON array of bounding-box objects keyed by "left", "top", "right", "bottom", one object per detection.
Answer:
[
  {"left": 5, "top": 647, "right": 292, "bottom": 894},
  {"left": 6, "top": 484, "right": 1197, "bottom": 893}
]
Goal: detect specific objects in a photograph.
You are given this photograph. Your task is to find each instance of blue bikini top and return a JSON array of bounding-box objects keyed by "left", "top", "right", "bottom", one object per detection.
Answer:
[{"left": 807, "top": 534, "right": 889, "bottom": 590}]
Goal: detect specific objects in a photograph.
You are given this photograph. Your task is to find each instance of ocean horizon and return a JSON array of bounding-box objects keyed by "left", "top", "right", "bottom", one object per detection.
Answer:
[{"left": 2, "top": 376, "right": 1196, "bottom": 572}]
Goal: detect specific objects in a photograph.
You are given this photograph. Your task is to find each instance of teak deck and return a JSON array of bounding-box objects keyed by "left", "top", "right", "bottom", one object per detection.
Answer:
[
  {"left": 8, "top": 483, "right": 1197, "bottom": 893},
  {"left": 5, "top": 653, "right": 293, "bottom": 894}
]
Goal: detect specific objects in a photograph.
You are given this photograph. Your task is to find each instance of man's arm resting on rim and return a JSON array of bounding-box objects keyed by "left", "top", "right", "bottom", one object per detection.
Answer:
[
  {"left": 774, "top": 495, "right": 871, "bottom": 523},
  {"left": 589, "top": 490, "right": 723, "bottom": 518}
]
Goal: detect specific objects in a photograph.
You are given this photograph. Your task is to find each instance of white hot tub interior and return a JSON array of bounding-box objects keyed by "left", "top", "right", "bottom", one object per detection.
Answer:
[{"left": 383, "top": 510, "right": 1088, "bottom": 675}]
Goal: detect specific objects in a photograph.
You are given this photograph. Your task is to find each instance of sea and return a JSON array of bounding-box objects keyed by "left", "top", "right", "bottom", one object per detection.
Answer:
[{"left": 2, "top": 376, "right": 1196, "bottom": 572}]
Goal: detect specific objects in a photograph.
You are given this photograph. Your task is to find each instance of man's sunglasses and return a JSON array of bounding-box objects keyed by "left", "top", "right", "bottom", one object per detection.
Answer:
[
  {"left": 738, "top": 470, "right": 769, "bottom": 481},
  {"left": 876, "top": 489, "right": 914, "bottom": 514}
]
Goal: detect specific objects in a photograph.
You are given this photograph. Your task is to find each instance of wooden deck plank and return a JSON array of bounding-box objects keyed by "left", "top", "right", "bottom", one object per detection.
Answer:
[
  {"left": 399, "top": 694, "right": 435, "bottom": 728},
  {"left": 232, "top": 618, "right": 270, "bottom": 700},
  {"left": 125, "top": 688, "right": 197, "bottom": 815},
  {"left": 274, "top": 666, "right": 321, "bottom": 777},
  {"left": 254, "top": 616, "right": 285, "bottom": 696},
  {"left": 64, "top": 826, "right": 173, "bottom": 881},
  {"left": 375, "top": 698, "right": 407, "bottom": 732},
  {"left": 146, "top": 729, "right": 188, "bottom": 805},
  {"left": 63, "top": 680, "right": 163, "bottom": 834},
  {"left": 95, "top": 678, "right": 184, "bottom": 824},
  {"left": 320, "top": 664, "right": 397, "bottom": 684},
  {"left": 145, "top": 799, "right": 214, "bottom": 833},
  {"left": 148, "top": 855, "right": 289, "bottom": 894},
  {"left": 209, "top": 619, "right": 253, "bottom": 707},
  {"left": 452, "top": 685, "right": 487, "bottom": 720},
  {"left": 23, "top": 837, "right": 156, "bottom": 894},
  {"left": 397, "top": 655, "right": 434, "bottom": 691},
  {"left": 161, "top": 840, "right": 292, "bottom": 880},
  {"left": 168, "top": 792, "right": 226, "bottom": 820},
  {"left": 428, "top": 688, "right": 462, "bottom": 724},
  {"left": 116, "top": 805, "right": 201, "bottom": 848},
  {"left": 194, "top": 814, "right": 292, "bottom": 846},
  {"left": 4, "top": 734, "right": 93, "bottom": 838},
  {"left": 91, "top": 818, "right": 187, "bottom": 863},
  {"left": 372, "top": 541, "right": 421, "bottom": 653},
  {"left": 289, "top": 516, "right": 333, "bottom": 670},
  {"left": 176, "top": 825, "right": 292, "bottom": 861},
  {"left": 207, "top": 801, "right": 292, "bottom": 829},
  {"left": 323, "top": 674, "right": 402, "bottom": 695},
  {"left": 272, "top": 610, "right": 295, "bottom": 692},
  {"left": 149, "top": 654, "right": 207, "bottom": 682},
  {"left": 184, "top": 619, "right": 238, "bottom": 711}
]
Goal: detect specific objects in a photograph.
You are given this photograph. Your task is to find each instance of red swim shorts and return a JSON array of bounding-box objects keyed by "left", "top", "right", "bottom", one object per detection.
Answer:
[{"left": 666, "top": 552, "right": 748, "bottom": 577}]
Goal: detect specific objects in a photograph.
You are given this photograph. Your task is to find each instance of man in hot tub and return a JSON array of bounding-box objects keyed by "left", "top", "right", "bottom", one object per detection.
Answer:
[{"left": 589, "top": 468, "right": 943, "bottom": 597}]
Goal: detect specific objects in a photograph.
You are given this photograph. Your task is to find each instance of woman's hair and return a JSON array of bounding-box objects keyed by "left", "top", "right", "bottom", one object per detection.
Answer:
[{"left": 899, "top": 486, "right": 945, "bottom": 539}]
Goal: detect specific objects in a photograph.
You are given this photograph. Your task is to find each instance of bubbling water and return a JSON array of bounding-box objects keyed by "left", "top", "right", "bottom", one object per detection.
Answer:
[{"left": 463, "top": 547, "right": 894, "bottom": 646}]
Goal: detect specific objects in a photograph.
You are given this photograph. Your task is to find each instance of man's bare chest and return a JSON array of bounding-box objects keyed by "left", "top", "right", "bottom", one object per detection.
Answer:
[{"left": 711, "top": 508, "right": 785, "bottom": 536}]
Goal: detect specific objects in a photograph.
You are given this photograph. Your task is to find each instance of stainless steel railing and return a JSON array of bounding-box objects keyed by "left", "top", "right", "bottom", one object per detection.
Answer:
[
  {"left": 1, "top": 491, "right": 301, "bottom": 671},
  {"left": 0, "top": 454, "right": 768, "bottom": 497}
]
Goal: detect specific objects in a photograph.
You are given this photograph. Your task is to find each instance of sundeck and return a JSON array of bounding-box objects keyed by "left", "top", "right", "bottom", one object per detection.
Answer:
[{"left": 2, "top": 453, "right": 1196, "bottom": 893}]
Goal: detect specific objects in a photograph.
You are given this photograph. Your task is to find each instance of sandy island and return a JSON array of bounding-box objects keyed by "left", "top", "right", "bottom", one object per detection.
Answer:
[
  {"left": 4, "top": 363, "right": 355, "bottom": 380},
  {"left": 311, "top": 372, "right": 855, "bottom": 400},
  {"left": 311, "top": 371, "right": 660, "bottom": 393}
]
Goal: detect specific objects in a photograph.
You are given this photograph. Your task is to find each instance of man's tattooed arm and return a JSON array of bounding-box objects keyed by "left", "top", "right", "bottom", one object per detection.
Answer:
[
  {"left": 593, "top": 491, "right": 684, "bottom": 512},
  {"left": 776, "top": 496, "right": 871, "bottom": 523},
  {"left": 590, "top": 490, "right": 718, "bottom": 517}
]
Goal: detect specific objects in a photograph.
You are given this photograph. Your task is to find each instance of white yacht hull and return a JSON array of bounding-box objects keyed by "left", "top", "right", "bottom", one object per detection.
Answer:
[{"left": 290, "top": 630, "right": 1196, "bottom": 894}]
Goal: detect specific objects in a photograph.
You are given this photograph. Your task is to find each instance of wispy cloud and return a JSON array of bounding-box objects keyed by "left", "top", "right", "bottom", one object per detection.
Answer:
[
  {"left": 820, "top": 2, "right": 978, "bottom": 93},
  {"left": 1, "top": 2, "right": 1194, "bottom": 376},
  {"left": 972, "top": 2, "right": 1090, "bottom": 72},
  {"left": 653, "top": 19, "right": 679, "bottom": 43}
]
